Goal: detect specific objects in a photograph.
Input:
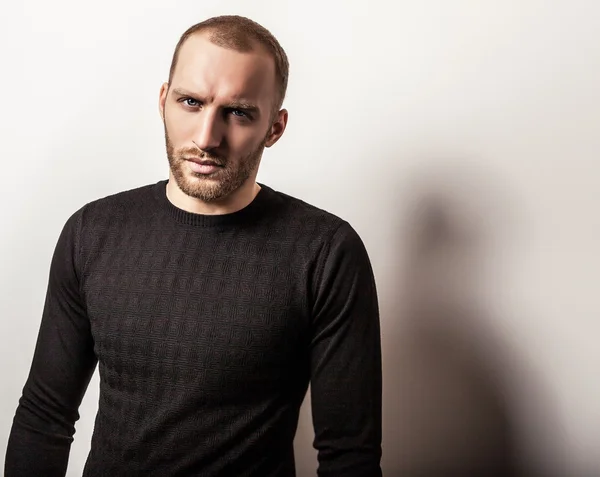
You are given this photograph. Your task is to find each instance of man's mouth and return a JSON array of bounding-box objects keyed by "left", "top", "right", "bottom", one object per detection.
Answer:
[
  {"left": 186, "top": 157, "right": 224, "bottom": 167},
  {"left": 186, "top": 157, "right": 224, "bottom": 175}
]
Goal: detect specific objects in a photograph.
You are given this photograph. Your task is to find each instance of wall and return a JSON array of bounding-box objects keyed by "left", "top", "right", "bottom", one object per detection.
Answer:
[{"left": 1, "top": 1, "right": 599, "bottom": 475}]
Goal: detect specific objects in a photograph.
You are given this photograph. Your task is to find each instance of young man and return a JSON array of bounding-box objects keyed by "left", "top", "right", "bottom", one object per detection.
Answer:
[{"left": 5, "top": 15, "right": 382, "bottom": 477}]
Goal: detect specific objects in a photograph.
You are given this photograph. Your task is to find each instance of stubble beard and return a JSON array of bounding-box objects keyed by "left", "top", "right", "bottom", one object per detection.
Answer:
[{"left": 164, "top": 127, "right": 266, "bottom": 203}]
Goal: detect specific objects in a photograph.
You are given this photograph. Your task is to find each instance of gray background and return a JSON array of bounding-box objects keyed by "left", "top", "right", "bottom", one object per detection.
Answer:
[{"left": 1, "top": 1, "right": 598, "bottom": 475}]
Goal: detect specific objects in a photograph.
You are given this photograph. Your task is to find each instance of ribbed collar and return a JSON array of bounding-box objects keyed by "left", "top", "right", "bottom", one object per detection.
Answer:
[{"left": 152, "top": 179, "right": 275, "bottom": 227}]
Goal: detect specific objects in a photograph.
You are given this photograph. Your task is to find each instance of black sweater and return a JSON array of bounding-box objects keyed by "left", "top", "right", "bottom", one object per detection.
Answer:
[{"left": 5, "top": 180, "right": 382, "bottom": 476}]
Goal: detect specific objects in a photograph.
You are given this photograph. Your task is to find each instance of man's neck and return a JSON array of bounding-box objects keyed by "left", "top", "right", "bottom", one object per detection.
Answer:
[{"left": 165, "top": 177, "right": 261, "bottom": 216}]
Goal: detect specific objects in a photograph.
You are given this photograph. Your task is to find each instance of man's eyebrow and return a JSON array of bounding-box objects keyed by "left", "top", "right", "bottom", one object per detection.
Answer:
[
  {"left": 171, "top": 88, "right": 199, "bottom": 98},
  {"left": 171, "top": 88, "right": 259, "bottom": 113},
  {"left": 226, "top": 100, "right": 259, "bottom": 113}
]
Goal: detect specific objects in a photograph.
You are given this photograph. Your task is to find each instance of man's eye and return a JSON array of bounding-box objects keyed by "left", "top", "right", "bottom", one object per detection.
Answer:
[
  {"left": 183, "top": 98, "right": 200, "bottom": 107},
  {"left": 230, "top": 109, "right": 246, "bottom": 117}
]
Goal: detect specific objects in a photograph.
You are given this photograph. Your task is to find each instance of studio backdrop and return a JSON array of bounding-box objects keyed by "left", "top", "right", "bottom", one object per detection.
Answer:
[{"left": 1, "top": 1, "right": 599, "bottom": 475}]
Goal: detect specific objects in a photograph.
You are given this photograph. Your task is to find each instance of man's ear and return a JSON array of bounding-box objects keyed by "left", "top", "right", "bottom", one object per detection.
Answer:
[
  {"left": 265, "top": 109, "right": 288, "bottom": 148},
  {"left": 159, "top": 82, "right": 169, "bottom": 121}
]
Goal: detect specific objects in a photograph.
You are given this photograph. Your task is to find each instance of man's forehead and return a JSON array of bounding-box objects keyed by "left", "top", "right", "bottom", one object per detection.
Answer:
[
  {"left": 177, "top": 33, "right": 273, "bottom": 73},
  {"left": 173, "top": 33, "right": 276, "bottom": 104}
]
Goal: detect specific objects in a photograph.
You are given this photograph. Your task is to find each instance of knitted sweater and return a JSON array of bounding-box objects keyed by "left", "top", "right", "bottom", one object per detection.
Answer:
[{"left": 5, "top": 180, "right": 382, "bottom": 476}]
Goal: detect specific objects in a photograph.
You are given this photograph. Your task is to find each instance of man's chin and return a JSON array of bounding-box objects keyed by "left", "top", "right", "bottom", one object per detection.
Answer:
[
  {"left": 180, "top": 174, "right": 235, "bottom": 200},
  {"left": 179, "top": 181, "right": 223, "bottom": 201}
]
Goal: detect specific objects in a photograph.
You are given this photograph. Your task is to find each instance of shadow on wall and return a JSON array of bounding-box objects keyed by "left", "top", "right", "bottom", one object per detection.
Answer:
[{"left": 384, "top": 161, "right": 562, "bottom": 477}]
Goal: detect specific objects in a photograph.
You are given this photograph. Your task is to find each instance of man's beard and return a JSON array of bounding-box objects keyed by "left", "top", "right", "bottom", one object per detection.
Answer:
[{"left": 164, "top": 128, "right": 266, "bottom": 203}]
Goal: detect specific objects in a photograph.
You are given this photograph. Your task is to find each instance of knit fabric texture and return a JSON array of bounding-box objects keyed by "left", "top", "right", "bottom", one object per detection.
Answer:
[{"left": 5, "top": 180, "right": 382, "bottom": 476}]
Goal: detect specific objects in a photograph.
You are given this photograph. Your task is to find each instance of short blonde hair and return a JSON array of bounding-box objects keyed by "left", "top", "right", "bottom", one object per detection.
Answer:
[{"left": 168, "top": 15, "right": 289, "bottom": 113}]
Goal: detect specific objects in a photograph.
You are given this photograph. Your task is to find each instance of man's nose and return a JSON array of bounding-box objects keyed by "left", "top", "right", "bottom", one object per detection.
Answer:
[{"left": 193, "top": 109, "right": 223, "bottom": 151}]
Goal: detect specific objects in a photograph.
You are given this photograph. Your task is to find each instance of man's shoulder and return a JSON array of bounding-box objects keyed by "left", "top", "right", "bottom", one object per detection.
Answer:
[
  {"left": 264, "top": 185, "right": 361, "bottom": 245},
  {"left": 265, "top": 186, "right": 372, "bottom": 272},
  {"left": 64, "top": 181, "right": 161, "bottom": 234},
  {"left": 267, "top": 185, "right": 343, "bottom": 224},
  {"left": 83, "top": 181, "right": 160, "bottom": 213}
]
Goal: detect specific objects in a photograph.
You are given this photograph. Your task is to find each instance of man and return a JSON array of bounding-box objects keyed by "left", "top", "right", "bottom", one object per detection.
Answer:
[{"left": 5, "top": 15, "right": 382, "bottom": 476}]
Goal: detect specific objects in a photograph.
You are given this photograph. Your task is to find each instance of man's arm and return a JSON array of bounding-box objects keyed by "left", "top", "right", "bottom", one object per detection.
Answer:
[
  {"left": 309, "top": 221, "right": 383, "bottom": 477},
  {"left": 5, "top": 209, "right": 98, "bottom": 477}
]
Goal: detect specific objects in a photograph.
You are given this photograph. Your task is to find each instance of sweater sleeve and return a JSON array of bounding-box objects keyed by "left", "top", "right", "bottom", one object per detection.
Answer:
[
  {"left": 4, "top": 208, "right": 98, "bottom": 477},
  {"left": 309, "top": 221, "right": 383, "bottom": 477}
]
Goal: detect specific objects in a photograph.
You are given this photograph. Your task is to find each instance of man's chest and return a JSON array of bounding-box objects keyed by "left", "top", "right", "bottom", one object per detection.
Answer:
[{"left": 81, "top": 238, "right": 311, "bottom": 397}]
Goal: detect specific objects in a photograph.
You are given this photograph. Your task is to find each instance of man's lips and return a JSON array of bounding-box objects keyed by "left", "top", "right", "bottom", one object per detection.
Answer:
[
  {"left": 186, "top": 157, "right": 224, "bottom": 167},
  {"left": 186, "top": 157, "right": 224, "bottom": 175}
]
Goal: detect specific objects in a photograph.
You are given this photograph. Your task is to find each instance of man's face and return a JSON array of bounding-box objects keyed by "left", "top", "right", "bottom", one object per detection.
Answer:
[{"left": 159, "top": 33, "right": 286, "bottom": 202}]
